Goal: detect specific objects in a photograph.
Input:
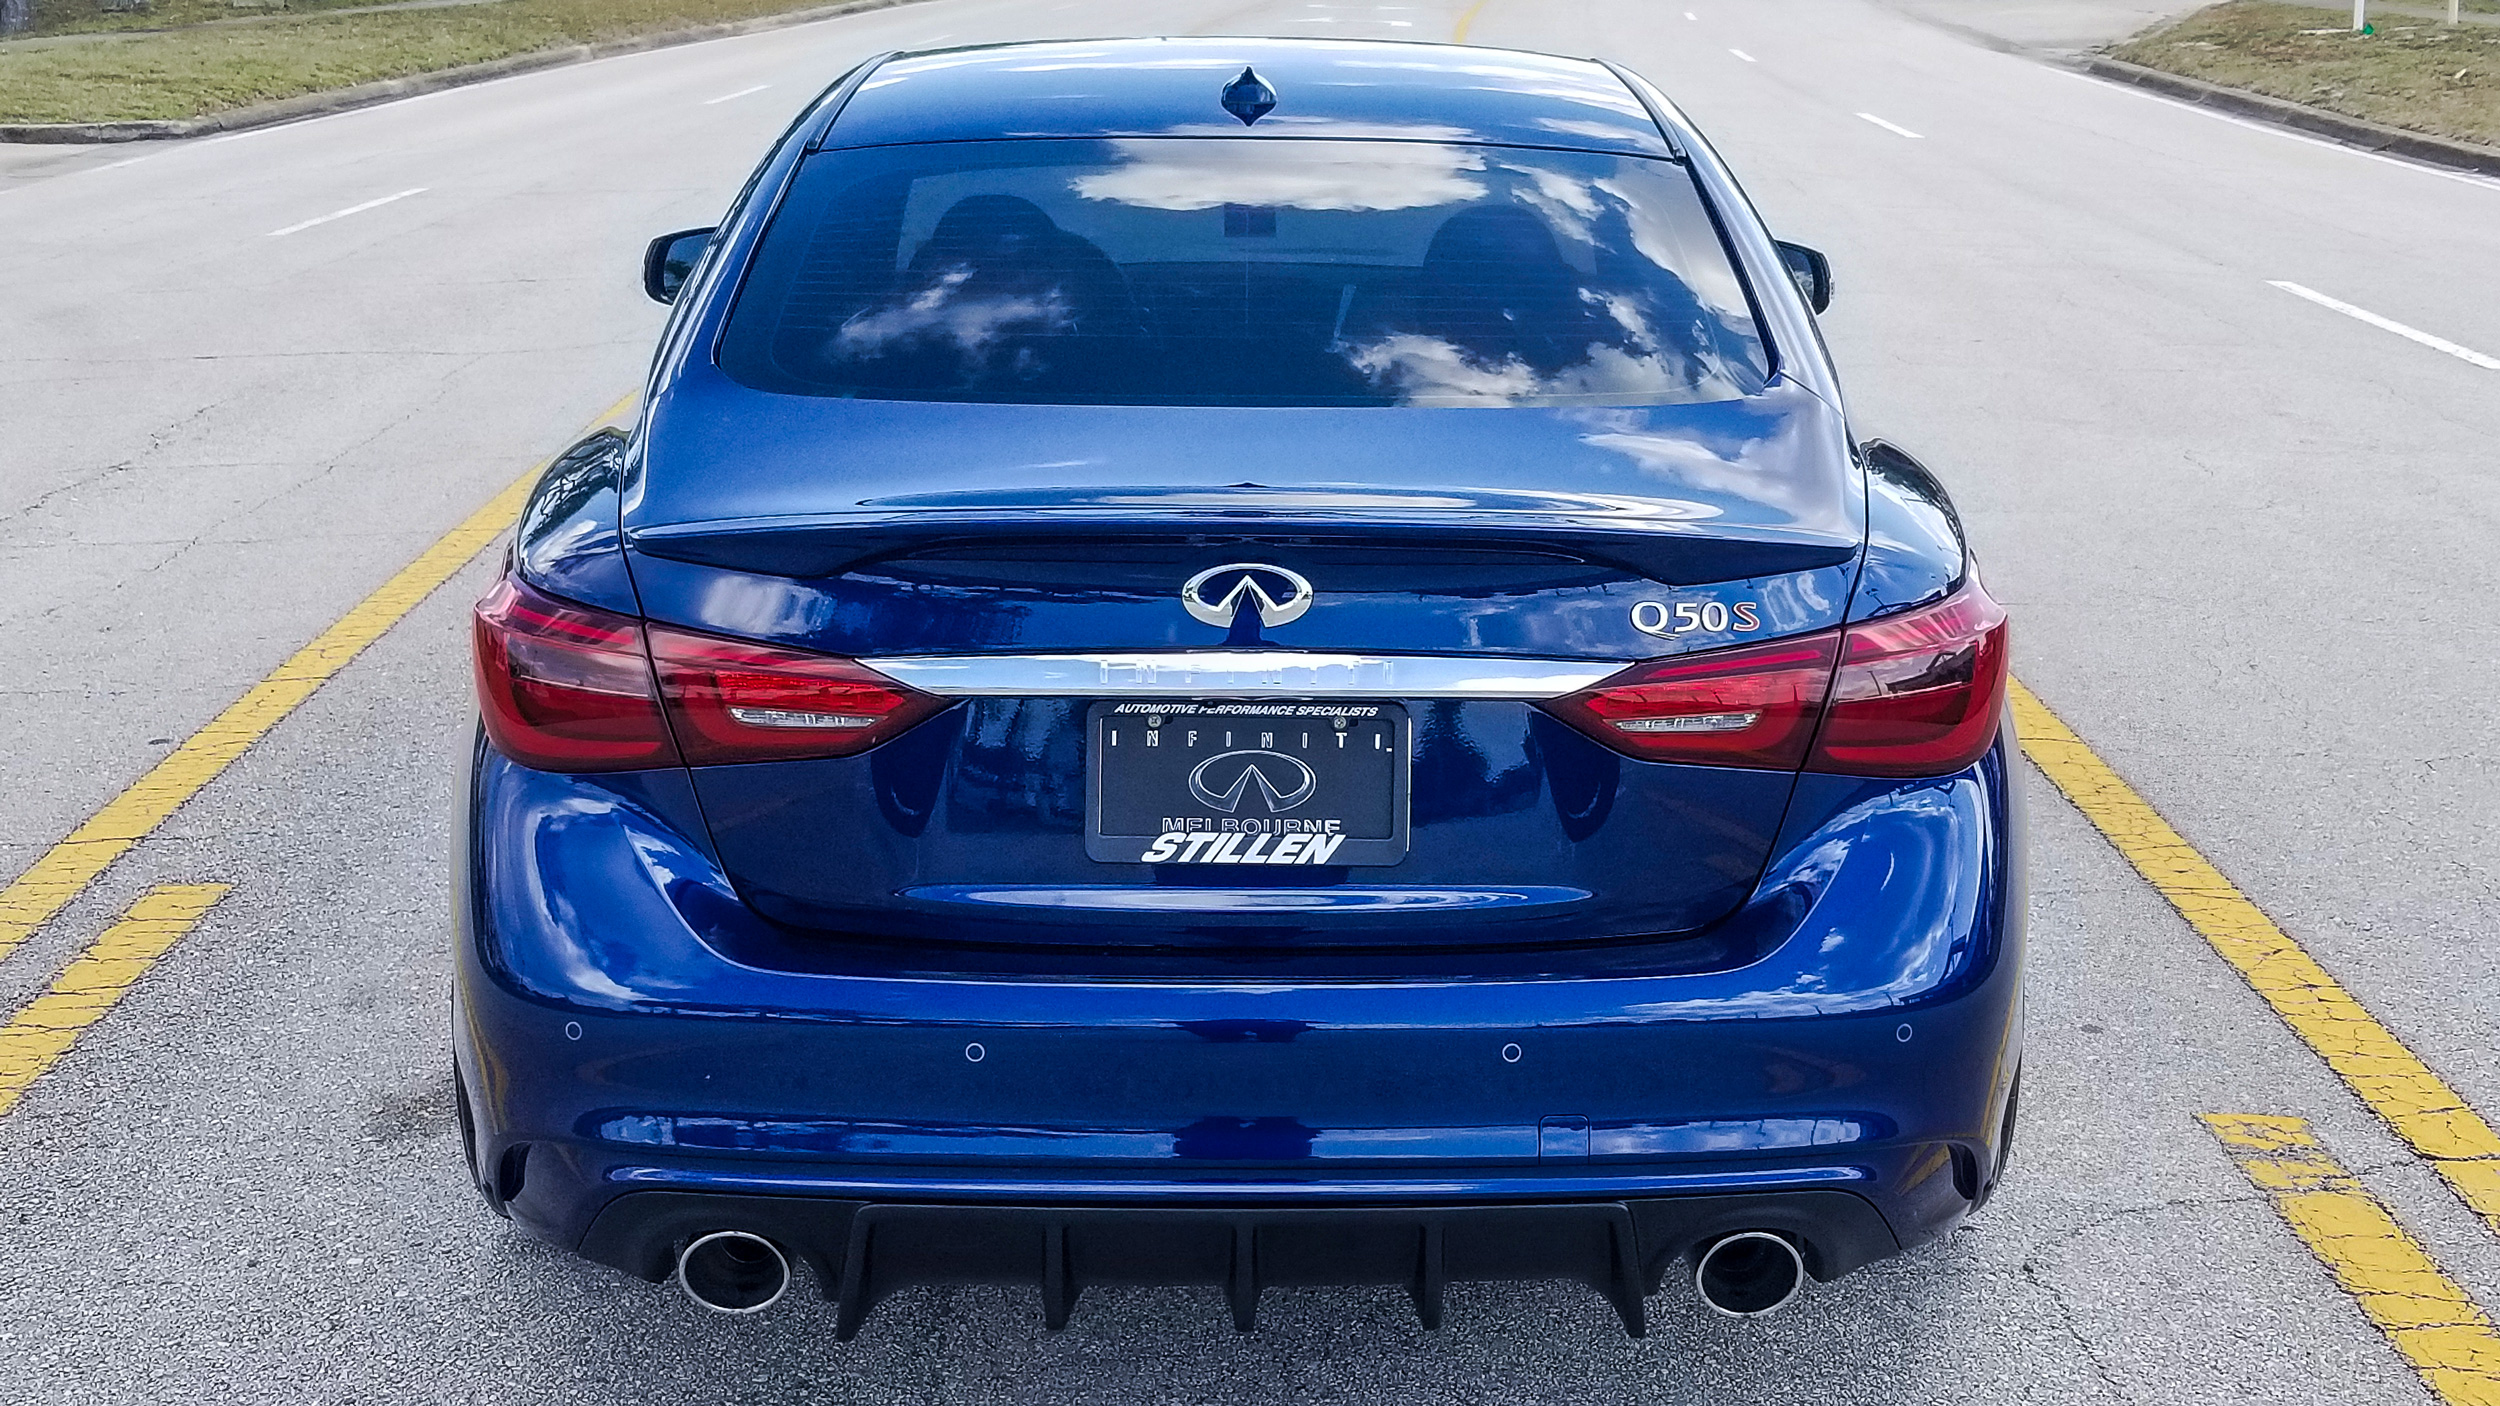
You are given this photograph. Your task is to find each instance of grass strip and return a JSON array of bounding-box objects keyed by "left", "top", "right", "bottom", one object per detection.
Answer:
[
  {"left": 0, "top": 0, "right": 865, "bottom": 123},
  {"left": 2113, "top": 0, "right": 2500, "bottom": 148}
]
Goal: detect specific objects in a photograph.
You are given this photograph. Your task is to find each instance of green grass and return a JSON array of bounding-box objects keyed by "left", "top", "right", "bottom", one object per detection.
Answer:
[
  {"left": 2113, "top": 0, "right": 2500, "bottom": 147},
  {"left": 0, "top": 0, "right": 860, "bottom": 123},
  {"left": 15, "top": 0, "right": 446, "bottom": 43}
]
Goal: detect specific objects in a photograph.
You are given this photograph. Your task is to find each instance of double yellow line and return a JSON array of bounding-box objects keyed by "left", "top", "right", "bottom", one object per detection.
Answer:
[
  {"left": 2015, "top": 682, "right": 2500, "bottom": 1401},
  {"left": 0, "top": 363, "right": 2494, "bottom": 1397},
  {"left": 0, "top": 392, "right": 634, "bottom": 1117}
]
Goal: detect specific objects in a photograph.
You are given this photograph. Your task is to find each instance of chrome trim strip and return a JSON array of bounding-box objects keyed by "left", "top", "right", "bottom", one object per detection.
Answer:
[{"left": 867, "top": 651, "right": 1621, "bottom": 699}]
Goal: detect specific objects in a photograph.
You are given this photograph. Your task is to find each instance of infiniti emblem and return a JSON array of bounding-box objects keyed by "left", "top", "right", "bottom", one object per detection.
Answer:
[
  {"left": 1182, "top": 562, "right": 1314, "bottom": 630},
  {"left": 1187, "top": 750, "right": 1318, "bottom": 814}
]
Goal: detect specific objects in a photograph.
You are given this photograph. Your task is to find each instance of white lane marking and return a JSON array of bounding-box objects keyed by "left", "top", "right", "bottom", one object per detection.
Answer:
[
  {"left": 265, "top": 187, "right": 427, "bottom": 238},
  {"left": 1685, "top": 9, "right": 1698, "bottom": 17},
  {"left": 99, "top": 155, "right": 154, "bottom": 171},
  {"left": 703, "top": 83, "right": 771, "bottom": 104},
  {"left": 2270, "top": 281, "right": 2500, "bottom": 370},
  {"left": 2057, "top": 68, "right": 2500, "bottom": 192},
  {"left": 1857, "top": 112, "right": 1924, "bottom": 139},
  {"left": 1729, "top": 47, "right": 1757, "bottom": 61}
]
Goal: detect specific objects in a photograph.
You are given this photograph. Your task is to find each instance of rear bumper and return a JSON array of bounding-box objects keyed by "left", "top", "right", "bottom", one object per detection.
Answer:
[
  {"left": 580, "top": 1189, "right": 1898, "bottom": 1335},
  {"left": 452, "top": 730, "right": 2025, "bottom": 1327}
]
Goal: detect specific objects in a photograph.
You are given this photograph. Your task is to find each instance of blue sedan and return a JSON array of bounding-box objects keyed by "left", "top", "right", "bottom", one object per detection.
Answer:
[{"left": 454, "top": 36, "right": 2022, "bottom": 1333}]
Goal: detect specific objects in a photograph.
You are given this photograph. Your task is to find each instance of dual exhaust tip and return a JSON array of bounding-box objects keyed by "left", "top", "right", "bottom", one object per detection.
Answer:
[
  {"left": 673, "top": 1226, "right": 1805, "bottom": 1320},
  {"left": 677, "top": 1230, "right": 792, "bottom": 1315},
  {"left": 1693, "top": 1231, "right": 1807, "bottom": 1317}
]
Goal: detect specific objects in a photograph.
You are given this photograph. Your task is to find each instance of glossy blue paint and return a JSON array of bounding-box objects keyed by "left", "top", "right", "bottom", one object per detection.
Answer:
[
  {"left": 454, "top": 732, "right": 2018, "bottom": 1253},
  {"left": 513, "top": 430, "right": 637, "bottom": 616},
  {"left": 681, "top": 701, "right": 1794, "bottom": 945},
  {"left": 458, "top": 37, "right": 2019, "bottom": 1316},
  {"left": 815, "top": 41, "right": 1676, "bottom": 156},
  {"left": 1851, "top": 440, "right": 1967, "bottom": 623}
]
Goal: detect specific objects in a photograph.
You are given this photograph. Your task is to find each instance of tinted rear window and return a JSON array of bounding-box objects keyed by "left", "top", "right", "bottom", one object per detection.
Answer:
[{"left": 718, "top": 139, "right": 1771, "bottom": 407}]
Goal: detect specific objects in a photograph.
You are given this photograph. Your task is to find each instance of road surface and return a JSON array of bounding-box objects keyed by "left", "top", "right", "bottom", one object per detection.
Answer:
[{"left": 2, "top": 1, "right": 2497, "bottom": 1400}]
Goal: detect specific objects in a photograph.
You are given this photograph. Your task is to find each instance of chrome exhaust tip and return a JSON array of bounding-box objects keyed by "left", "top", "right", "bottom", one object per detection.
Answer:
[
  {"left": 1693, "top": 1231, "right": 1806, "bottom": 1317},
  {"left": 677, "top": 1230, "right": 791, "bottom": 1315}
]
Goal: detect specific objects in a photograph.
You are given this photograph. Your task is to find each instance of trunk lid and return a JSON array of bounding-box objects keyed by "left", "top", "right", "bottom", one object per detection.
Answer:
[{"left": 622, "top": 373, "right": 1864, "bottom": 950}]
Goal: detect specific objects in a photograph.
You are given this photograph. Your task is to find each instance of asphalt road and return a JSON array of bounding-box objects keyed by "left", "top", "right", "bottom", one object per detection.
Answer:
[{"left": 3, "top": 0, "right": 2497, "bottom": 1400}]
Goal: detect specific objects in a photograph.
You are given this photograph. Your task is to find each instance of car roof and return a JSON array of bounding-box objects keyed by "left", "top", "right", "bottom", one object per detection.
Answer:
[{"left": 817, "top": 38, "right": 1676, "bottom": 157}]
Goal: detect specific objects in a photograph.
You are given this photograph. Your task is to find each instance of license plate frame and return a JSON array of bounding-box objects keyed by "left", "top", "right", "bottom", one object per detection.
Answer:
[{"left": 1085, "top": 701, "right": 1412, "bottom": 867}]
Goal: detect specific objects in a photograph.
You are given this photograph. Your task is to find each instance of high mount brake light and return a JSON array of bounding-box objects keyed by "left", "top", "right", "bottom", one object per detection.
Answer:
[
  {"left": 646, "top": 625, "right": 946, "bottom": 765},
  {"left": 1543, "top": 633, "right": 1842, "bottom": 769},
  {"left": 473, "top": 574, "right": 944, "bottom": 771},
  {"left": 1808, "top": 581, "right": 2009, "bottom": 777},
  {"left": 473, "top": 576, "right": 679, "bottom": 771},
  {"left": 1544, "top": 579, "right": 2009, "bottom": 776}
]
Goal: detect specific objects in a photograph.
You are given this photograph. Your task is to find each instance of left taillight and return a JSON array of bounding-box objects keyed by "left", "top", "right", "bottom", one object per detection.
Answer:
[
  {"left": 473, "top": 573, "right": 943, "bottom": 771},
  {"left": 474, "top": 575, "right": 678, "bottom": 771},
  {"left": 646, "top": 624, "right": 947, "bottom": 765}
]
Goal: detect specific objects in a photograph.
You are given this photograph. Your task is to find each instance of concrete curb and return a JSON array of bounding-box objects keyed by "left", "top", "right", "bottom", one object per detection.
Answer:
[
  {"left": 2075, "top": 54, "right": 2500, "bottom": 179},
  {"left": 0, "top": 0, "right": 927, "bottom": 145}
]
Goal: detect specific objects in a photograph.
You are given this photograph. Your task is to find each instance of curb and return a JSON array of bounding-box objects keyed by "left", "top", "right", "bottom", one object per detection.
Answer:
[
  {"left": 0, "top": 0, "right": 927, "bottom": 145},
  {"left": 2075, "top": 54, "right": 2500, "bottom": 179}
]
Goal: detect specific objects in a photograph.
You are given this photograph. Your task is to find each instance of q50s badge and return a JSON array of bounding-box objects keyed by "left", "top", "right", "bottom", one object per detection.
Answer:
[{"left": 1631, "top": 600, "right": 1762, "bottom": 638}]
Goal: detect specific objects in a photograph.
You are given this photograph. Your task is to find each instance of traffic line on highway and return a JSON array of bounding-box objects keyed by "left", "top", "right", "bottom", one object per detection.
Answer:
[
  {"left": 2269, "top": 282, "right": 2500, "bottom": 371},
  {"left": 2060, "top": 68, "right": 2500, "bottom": 192},
  {"left": 0, "top": 884, "right": 228, "bottom": 1118},
  {"left": 2204, "top": 1114, "right": 2500, "bottom": 1405},
  {"left": 2014, "top": 682, "right": 2500, "bottom": 1235},
  {"left": 703, "top": 84, "right": 772, "bottom": 105},
  {"left": 1857, "top": 113, "right": 1923, "bottom": 139},
  {"left": 1728, "top": 48, "right": 1758, "bottom": 62},
  {"left": 0, "top": 392, "right": 636, "bottom": 970},
  {"left": 266, "top": 187, "right": 427, "bottom": 239}
]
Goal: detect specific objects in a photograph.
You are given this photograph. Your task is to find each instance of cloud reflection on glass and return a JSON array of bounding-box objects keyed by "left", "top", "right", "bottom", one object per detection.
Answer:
[{"left": 1073, "top": 136, "right": 1489, "bottom": 213}]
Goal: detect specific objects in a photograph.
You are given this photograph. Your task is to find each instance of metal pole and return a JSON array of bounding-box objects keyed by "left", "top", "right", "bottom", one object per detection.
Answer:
[
  {"left": 2352, "top": 0, "right": 2365, "bottom": 29},
  {"left": 2450, "top": 0, "right": 2460, "bottom": 26}
]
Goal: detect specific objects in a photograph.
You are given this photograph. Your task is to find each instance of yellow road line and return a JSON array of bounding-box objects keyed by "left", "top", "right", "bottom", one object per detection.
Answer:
[
  {"left": 2204, "top": 1113, "right": 2500, "bottom": 1406},
  {"left": 1454, "top": 0, "right": 1490, "bottom": 43},
  {"left": 0, "top": 393, "right": 636, "bottom": 968},
  {"left": 0, "top": 884, "right": 229, "bottom": 1117},
  {"left": 2015, "top": 681, "right": 2500, "bottom": 1233}
]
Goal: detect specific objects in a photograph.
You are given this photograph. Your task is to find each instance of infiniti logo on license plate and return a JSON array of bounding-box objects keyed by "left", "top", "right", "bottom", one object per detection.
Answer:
[{"left": 1084, "top": 701, "right": 1412, "bottom": 867}]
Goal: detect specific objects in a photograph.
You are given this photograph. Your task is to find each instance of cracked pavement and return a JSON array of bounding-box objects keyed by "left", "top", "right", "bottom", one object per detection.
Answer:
[{"left": 1, "top": 0, "right": 2497, "bottom": 1399}]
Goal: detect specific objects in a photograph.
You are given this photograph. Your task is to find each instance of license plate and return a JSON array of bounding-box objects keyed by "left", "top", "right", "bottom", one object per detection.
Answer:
[{"left": 1086, "top": 702, "right": 1411, "bottom": 867}]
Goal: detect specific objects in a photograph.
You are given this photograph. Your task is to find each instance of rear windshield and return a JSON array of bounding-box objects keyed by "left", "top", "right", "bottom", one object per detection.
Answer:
[{"left": 718, "top": 138, "right": 1771, "bottom": 407}]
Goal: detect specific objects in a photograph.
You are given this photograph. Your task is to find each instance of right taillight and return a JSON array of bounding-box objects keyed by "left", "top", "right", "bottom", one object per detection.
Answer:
[
  {"left": 1541, "top": 632, "right": 1842, "bottom": 769},
  {"left": 1544, "top": 578, "right": 2009, "bottom": 777},
  {"left": 1807, "top": 580, "right": 2009, "bottom": 777}
]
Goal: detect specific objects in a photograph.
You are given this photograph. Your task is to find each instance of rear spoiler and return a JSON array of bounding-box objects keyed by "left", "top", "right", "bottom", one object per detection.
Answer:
[{"left": 628, "top": 511, "right": 1859, "bottom": 585}]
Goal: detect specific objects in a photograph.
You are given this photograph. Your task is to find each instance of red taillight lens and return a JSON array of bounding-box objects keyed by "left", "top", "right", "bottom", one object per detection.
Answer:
[
  {"left": 1543, "top": 580, "right": 2009, "bottom": 776},
  {"left": 473, "top": 574, "right": 946, "bottom": 771},
  {"left": 473, "top": 575, "right": 679, "bottom": 771},
  {"left": 647, "top": 624, "right": 946, "bottom": 765},
  {"left": 1807, "top": 581, "right": 2009, "bottom": 777},
  {"left": 1544, "top": 632, "right": 1843, "bottom": 769}
]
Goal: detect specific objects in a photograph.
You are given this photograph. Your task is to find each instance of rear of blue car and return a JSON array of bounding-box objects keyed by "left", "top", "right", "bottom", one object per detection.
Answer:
[{"left": 452, "top": 39, "right": 2023, "bottom": 1333}]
